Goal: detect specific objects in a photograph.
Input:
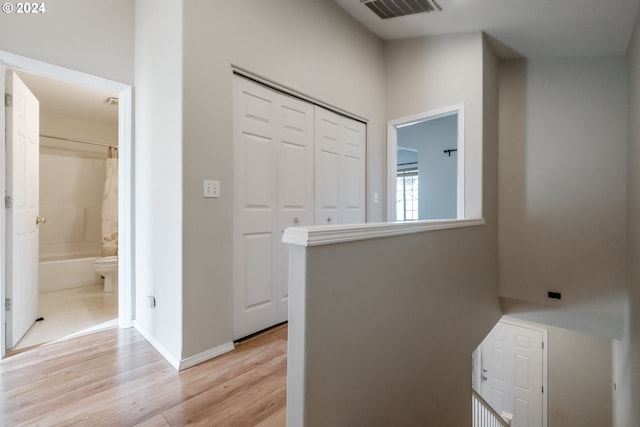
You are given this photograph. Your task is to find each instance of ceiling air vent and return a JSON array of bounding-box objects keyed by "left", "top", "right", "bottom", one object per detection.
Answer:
[{"left": 361, "top": 0, "right": 442, "bottom": 19}]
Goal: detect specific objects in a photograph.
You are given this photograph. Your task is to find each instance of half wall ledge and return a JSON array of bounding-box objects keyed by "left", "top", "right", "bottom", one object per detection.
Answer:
[{"left": 282, "top": 218, "right": 486, "bottom": 247}]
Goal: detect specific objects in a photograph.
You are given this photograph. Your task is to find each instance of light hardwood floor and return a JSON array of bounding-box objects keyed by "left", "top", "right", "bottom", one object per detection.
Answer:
[{"left": 0, "top": 324, "right": 287, "bottom": 426}]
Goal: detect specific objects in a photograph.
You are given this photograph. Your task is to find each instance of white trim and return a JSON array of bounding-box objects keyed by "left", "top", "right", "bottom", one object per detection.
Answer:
[
  {"left": 179, "top": 341, "right": 236, "bottom": 371},
  {"left": 232, "top": 65, "right": 368, "bottom": 124},
  {"left": 282, "top": 218, "right": 484, "bottom": 247},
  {"left": 133, "top": 321, "right": 180, "bottom": 370},
  {"left": 0, "top": 64, "right": 6, "bottom": 360},
  {"left": 0, "top": 51, "right": 134, "bottom": 355},
  {"left": 134, "top": 321, "right": 235, "bottom": 372},
  {"left": 387, "top": 104, "right": 465, "bottom": 221},
  {"left": 117, "top": 86, "right": 133, "bottom": 328}
]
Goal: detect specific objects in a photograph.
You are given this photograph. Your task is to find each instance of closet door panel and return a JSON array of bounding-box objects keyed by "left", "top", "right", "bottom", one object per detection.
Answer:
[
  {"left": 241, "top": 233, "right": 274, "bottom": 309},
  {"left": 315, "top": 107, "right": 342, "bottom": 225},
  {"left": 233, "top": 77, "right": 279, "bottom": 339},
  {"left": 341, "top": 119, "right": 366, "bottom": 224},
  {"left": 315, "top": 106, "right": 366, "bottom": 225},
  {"left": 342, "top": 153, "right": 365, "bottom": 224},
  {"left": 276, "top": 94, "right": 314, "bottom": 322}
]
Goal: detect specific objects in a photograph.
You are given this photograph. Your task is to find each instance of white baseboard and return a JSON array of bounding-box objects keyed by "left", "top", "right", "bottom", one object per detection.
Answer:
[
  {"left": 133, "top": 321, "right": 235, "bottom": 371},
  {"left": 133, "top": 321, "right": 181, "bottom": 370},
  {"left": 179, "top": 341, "right": 235, "bottom": 371}
]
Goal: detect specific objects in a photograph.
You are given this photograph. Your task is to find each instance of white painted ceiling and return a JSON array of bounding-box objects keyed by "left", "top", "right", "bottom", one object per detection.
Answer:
[
  {"left": 335, "top": 0, "right": 640, "bottom": 58},
  {"left": 16, "top": 71, "right": 118, "bottom": 125}
]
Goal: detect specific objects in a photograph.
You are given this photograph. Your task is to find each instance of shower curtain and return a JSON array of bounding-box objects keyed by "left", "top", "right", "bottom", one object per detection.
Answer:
[{"left": 101, "top": 146, "right": 118, "bottom": 256}]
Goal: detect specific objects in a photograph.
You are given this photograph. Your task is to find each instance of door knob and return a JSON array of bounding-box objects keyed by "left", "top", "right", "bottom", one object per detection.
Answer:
[
  {"left": 36, "top": 216, "right": 47, "bottom": 225},
  {"left": 294, "top": 217, "right": 301, "bottom": 225},
  {"left": 327, "top": 217, "right": 333, "bottom": 223}
]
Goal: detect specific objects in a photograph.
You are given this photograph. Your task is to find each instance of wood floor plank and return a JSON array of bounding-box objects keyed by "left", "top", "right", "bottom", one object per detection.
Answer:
[
  {"left": 1, "top": 324, "right": 289, "bottom": 426},
  {"left": 255, "top": 406, "right": 287, "bottom": 427},
  {"left": 162, "top": 353, "right": 286, "bottom": 426},
  {"left": 133, "top": 413, "right": 171, "bottom": 427}
]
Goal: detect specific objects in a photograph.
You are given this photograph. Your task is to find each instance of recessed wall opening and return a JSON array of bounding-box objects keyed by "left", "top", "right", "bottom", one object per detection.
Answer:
[{"left": 387, "top": 104, "right": 465, "bottom": 221}]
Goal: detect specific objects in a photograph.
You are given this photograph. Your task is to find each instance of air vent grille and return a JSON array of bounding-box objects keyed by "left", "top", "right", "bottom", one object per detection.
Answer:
[{"left": 362, "top": 0, "right": 442, "bottom": 19}]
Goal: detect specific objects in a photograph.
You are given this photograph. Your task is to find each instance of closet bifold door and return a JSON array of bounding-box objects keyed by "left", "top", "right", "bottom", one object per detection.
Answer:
[
  {"left": 232, "top": 76, "right": 314, "bottom": 340},
  {"left": 314, "top": 106, "right": 366, "bottom": 226}
]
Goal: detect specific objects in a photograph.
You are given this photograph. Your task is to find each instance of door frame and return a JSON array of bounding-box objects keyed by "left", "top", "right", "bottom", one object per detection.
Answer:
[
  {"left": 475, "top": 317, "right": 549, "bottom": 427},
  {"left": 387, "top": 104, "right": 465, "bottom": 221},
  {"left": 0, "top": 50, "right": 134, "bottom": 358}
]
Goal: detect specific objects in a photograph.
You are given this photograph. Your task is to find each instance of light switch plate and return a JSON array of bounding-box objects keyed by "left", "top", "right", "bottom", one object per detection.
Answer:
[{"left": 203, "top": 180, "right": 220, "bottom": 198}]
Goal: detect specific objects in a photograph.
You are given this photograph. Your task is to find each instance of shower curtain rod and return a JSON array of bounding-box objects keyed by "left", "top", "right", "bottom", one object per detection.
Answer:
[{"left": 40, "top": 134, "right": 116, "bottom": 149}]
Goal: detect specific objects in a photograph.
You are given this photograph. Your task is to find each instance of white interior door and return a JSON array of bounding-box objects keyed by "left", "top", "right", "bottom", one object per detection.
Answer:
[
  {"left": 6, "top": 71, "right": 40, "bottom": 349},
  {"left": 233, "top": 76, "right": 313, "bottom": 339},
  {"left": 480, "top": 321, "right": 545, "bottom": 427}
]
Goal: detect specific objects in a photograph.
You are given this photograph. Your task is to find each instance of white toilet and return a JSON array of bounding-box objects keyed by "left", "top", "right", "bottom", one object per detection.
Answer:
[{"left": 94, "top": 256, "right": 118, "bottom": 293}]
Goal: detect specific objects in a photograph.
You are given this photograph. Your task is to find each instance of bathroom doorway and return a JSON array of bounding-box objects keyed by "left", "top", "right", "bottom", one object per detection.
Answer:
[
  {"left": 0, "top": 51, "right": 133, "bottom": 357},
  {"left": 12, "top": 71, "right": 118, "bottom": 351}
]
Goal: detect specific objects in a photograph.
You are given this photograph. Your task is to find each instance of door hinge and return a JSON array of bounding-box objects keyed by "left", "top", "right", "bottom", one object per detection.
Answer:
[
  {"left": 5, "top": 93, "right": 12, "bottom": 107},
  {"left": 5, "top": 298, "right": 11, "bottom": 311},
  {"left": 542, "top": 342, "right": 544, "bottom": 350},
  {"left": 4, "top": 195, "right": 11, "bottom": 209},
  {"left": 542, "top": 385, "right": 544, "bottom": 393}
]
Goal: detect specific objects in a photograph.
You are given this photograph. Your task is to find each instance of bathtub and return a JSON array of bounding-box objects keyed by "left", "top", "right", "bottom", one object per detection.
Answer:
[{"left": 39, "top": 255, "right": 103, "bottom": 293}]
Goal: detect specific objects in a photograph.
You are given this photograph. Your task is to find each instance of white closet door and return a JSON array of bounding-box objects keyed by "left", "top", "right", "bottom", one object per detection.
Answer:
[
  {"left": 233, "top": 76, "right": 313, "bottom": 339},
  {"left": 341, "top": 117, "right": 366, "bottom": 224},
  {"left": 275, "top": 95, "right": 314, "bottom": 323},
  {"left": 314, "top": 107, "right": 366, "bottom": 225}
]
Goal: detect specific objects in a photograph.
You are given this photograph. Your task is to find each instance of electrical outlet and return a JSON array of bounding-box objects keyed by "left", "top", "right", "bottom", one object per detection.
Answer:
[{"left": 203, "top": 180, "right": 220, "bottom": 198}]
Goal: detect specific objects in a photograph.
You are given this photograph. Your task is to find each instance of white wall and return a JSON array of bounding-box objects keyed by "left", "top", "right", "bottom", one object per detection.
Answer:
[
  {"left": 397, "top": 115, "right": 458, "bottom": 219},
  {"left": 179, "top": 0, "right": 387, "bottom": 358},
  {"left": 39, "top": 112, "right": 117, "bottom": 261},
  {"left": 134, "top": 0, "right": 184, "bottom": 362},
  {"left": 499, "top": 57, "right": 628, "bottom": 337},
  {"left": 614, "top": 9, "right": 640, "bottom": 427}
]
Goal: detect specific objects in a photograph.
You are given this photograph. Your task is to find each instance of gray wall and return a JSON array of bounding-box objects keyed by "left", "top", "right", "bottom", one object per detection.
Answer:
[
  {"left": 179, "top": 0, "right": 387, "bottom": 357},
  {"left": 288, "top": 34, "right": 501, "bottom": 426},
  {"left": 547, "top": 325, "right": 613, "bottom": 427},
  {"left": 397, "top": 114, "right": 458, "bottom": 219},
  {"left": 614, "top": 9, "right": 640, "bottom": 427},
  {"left": 0, "top": 0, "right": 134, "bottom": 85},
  {"left": 498, "top": 56, "right": 628, "bottom": 337},
  {"left": 294, "top": 225, "right": 502, "bottom": 426},
  {"left": 386, "top": 33, "right": 484, "bottom": 219}
]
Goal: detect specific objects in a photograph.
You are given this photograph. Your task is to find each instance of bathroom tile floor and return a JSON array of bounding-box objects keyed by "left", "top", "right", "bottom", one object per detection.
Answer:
[{"left": 13, "top": 284, "right": 118, "bottom": 351}]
